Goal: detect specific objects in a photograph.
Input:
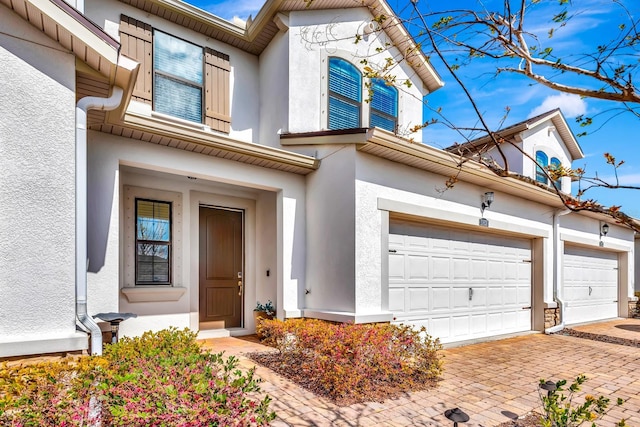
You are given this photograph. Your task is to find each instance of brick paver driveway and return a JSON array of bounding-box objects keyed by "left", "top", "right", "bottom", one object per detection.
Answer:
[{"left": 202, "top": 319, "right": 640, "bottom": 426}]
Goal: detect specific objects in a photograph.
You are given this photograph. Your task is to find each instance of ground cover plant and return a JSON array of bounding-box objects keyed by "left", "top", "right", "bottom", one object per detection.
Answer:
[
  {"left": 0, "top": 328, "right": 275, "bottom": 426},
  {"left": 251, "top": 319, "right": 443, "bottom": 405}
]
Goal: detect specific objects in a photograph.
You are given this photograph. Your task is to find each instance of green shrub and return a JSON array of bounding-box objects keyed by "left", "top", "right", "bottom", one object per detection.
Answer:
[
  {"left": 0, "top": 328, "right": 275, "bottom": 426},
  {"left": 539, "top": 375, "right": 626, "bottom": 427},
  {"left": 256, "top": 319, "right": 442, "bottom": 403}
]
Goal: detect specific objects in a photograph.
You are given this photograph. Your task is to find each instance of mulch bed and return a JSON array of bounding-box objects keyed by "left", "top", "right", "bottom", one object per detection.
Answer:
[
  {"left": 555, "top": 328, "right": 640, "bottom": 347},
  {"left": 496, "top": 412, "right": 541, "bottom": 426},
  {"left": 247, "top": 351, "right": 438, "bottom": 406}
]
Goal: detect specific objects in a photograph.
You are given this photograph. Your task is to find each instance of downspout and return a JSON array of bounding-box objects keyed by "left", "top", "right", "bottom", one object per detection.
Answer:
[
  {"left": 545, "top": 208, "right": 571, "bottom": 334},
  {"left": 76, "top": 87, "right": 124, "bottom": 355}
]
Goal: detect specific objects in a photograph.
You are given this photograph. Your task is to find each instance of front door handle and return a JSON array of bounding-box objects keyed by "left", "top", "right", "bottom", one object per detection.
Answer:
[{"left": 238, "top": 280, "right": 242, "bottom": 296}]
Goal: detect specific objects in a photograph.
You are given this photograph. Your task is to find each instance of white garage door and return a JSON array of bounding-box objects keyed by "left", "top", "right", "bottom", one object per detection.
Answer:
[
  {"left": 563, "top": 246, "right": 618, "bottom": 325},
  {"left": 389, "top": 222, "right": 532, "bottom": 344}
]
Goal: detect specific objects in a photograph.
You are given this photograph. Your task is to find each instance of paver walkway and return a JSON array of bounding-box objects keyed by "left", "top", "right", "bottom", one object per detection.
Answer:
[{"left": 201, "top": 319, "right": 640, "bottom": 426}]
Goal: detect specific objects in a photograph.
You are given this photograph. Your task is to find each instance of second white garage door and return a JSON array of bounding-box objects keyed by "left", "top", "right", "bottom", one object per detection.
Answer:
[
  {"left": 389, "top": 221, "right": 532, "bottom": 344},
  {"left": 563, "top": 245, "right": 618, "bottom": 325}
]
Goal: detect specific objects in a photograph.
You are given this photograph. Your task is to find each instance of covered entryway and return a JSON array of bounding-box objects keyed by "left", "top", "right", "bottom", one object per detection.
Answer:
[
  {"left": 199, "top": 206, "right": 244, "bottom": 328},
  {"left": 389, "top": 221, "right": 532, "bottom": 344},
  {"left": 563, "top": 245, "right": 618, "bottom": 325}
]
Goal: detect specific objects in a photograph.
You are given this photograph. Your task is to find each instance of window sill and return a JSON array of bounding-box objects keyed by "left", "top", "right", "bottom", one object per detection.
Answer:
[{"left": 121, "top": 286, "right": 187, "bottom": 303}]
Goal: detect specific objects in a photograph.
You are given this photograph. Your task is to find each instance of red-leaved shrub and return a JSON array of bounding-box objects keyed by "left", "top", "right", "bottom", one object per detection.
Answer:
[
  {"left": 0, "top": 328, "right": 275, "bottom": 426},
  {"left": 255, "top": 319, "right": 442, "bottom": 403}
]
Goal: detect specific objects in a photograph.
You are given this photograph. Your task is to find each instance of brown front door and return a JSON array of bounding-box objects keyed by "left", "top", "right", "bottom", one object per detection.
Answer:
[{"left": 199, "top": 206, "right": 243, "bottom": 328}]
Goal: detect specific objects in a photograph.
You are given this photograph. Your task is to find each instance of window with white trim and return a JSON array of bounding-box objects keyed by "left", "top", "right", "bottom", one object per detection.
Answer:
[
  {"left": 535, "top": 150, "right": 549, "bottom": 184},
  {"left": 135, "top": 199, "right": 171, "bottom": 285},
  {"left": 328, "top": 57, "right": 362, "bottom": 129},
  {"left": 369, "top": 78, "right": 398, "bottom": 132},
  {"left": 550, "top": 157, "right": 562, "bottom": 188}
]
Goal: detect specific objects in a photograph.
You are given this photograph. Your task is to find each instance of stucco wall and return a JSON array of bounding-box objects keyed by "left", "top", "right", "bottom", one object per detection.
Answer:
[
  {"left": 304, "top": 145, "right": 357, "bottom": 312},
  {"left": 635, "top": 237, "right": 639, "bottom": 293},
  {"left": 287, "top": 8, "right": 427, "bottom": 138},
  {"left": 259, "top": 29, "right": 289, "bottom": 147},
  {"left": 0, "top": 11, "right": 82, "bottom": 353},
  {"left": 87, "top": 132, "right": 305, "bottom": 336}
]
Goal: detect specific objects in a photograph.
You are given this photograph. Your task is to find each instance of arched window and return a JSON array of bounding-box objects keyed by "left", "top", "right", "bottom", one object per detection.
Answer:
[
  {"left": 328, "top": 57, "right": 362, "bottom": 130},
  {"left": 369, "top": 78, "right": 398, "bottom": 132},
  {"left": 535, "top": 151, "right": 548, "bottom": 184},
  {"left": 550, "top": 157, "right": 562, "bottom": 188}
]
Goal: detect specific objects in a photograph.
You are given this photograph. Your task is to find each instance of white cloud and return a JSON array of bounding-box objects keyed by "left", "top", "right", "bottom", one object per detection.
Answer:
[
  {"left": 201, "top": 0, "right": 264, "bottom": 21},
  {"left": 528, "top": 93, "right": 587, "bottom": 118},
  {"left": 598, "top": 173, "right": 640, "bottom": 186}
]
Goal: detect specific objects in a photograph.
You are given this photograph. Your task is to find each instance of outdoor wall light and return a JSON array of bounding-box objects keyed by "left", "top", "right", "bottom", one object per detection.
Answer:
[
  {"left": 601, "top": 223, "right": 609, "bottom": 237},
  {"left": 481, "top": 191, "right": 494, "bottom": 214}
]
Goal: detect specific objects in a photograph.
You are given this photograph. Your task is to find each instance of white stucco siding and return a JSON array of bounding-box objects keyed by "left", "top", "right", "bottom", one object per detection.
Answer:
[
  {"left": 304, "top": 145, "right": 357, "bottom": 313},
  {"left": 0, "top": 13, "right": 82, "bottom": 352},
  {"left": 287, "top": 8, "right": 426, "bottom": 138},
  {"left": 87, "top": 132, "right": 306, "bottom": 336},
  {"left": 635, "top": 238, "right": 640, "bottom": 293},
  {"left": 259, "top": 30, "right": 290, "bottom": 147},
  {"left": 85, "top": 0, "right": 260, "bottom": 143},
  {"left": 486, "top": 142, "right": 525, "bottom": 175},
  {"left": 354, "top": 152, "right": 555, "bottom": 316}
]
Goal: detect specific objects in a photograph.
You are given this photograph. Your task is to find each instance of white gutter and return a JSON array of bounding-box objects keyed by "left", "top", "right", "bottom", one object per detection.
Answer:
[
  {"left": 76, "top": 87, "right": 124, "bottom": 355},
  {"left": 545, "top": 208, "right": 572, "bottom": 334}
]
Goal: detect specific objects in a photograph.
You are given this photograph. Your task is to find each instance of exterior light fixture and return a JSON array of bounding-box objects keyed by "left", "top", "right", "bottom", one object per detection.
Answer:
[
  {"left": 599, "top": 222, "right": 609, "bottom": 247},
  {"left": 481, "top": 192, "right": 494, "bottom": 214},
  {"left": 479, "top": 191, "right": 494, "bottom": 227},
  {"left": 444, "top": 408, "right": 470, "bottom": 426}
]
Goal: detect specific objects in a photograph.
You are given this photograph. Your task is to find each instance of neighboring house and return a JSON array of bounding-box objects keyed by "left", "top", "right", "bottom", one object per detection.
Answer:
[{"left": 0, "top": 0, "right": 636, "bottom": 357}]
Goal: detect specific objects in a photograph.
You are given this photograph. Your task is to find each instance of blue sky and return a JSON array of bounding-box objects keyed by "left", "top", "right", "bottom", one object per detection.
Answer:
[{"left": 186, "top": 0, "right": 640, "bottom": 218}]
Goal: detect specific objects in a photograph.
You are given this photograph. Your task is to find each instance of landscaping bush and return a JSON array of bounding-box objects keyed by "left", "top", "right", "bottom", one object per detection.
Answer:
[
  {"left": 0, "top": 328, "right": 275, "bottom": 426},
  {"left": 539, "top": 375, "right": 626, "bottom": 427},
  {"left": 254, "top": 319, "right": 443, "bottom": 404}
]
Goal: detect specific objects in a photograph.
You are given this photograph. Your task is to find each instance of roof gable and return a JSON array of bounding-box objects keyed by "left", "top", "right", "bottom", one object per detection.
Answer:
[
  {"left": 116, "top": 0, "right": 444, "bottom": 93},
  {"left": 448, "top": 109, "right": 584, "bottom": 161}
]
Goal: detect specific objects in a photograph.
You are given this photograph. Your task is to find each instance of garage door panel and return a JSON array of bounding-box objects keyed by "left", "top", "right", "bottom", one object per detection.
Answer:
[
  {"left": 452, "top": 316, "right": 470, "bottom": 337},
  {"left": 408, "top": 288, "right": 429, "bottom": 311},
  {"left": 389, "top": 254, "right": 404, "bottom": 279},
  {"left": 390, "top": 222, "right": 532, "bottom": 344},
  {"left": 471, "top": 314, "right": 486, "bottom": 334},
  {"left": 488, "top": 261, "right": 503, "bottom": 279},
  {"left": 430, "top": 317, "right": 451, "bottom": 339},
  {"left": 432, "top": 257, "right": 451, "bottom": 280},
  {"left": 487, "top": 288, "right": 503, "bottom": 306},
  {"left": 503, "top": 287, "right": 518, "bottom": 305},
  {"left": 452, "top": 288, "right": 469, "bottom": 309},
  {"left": 563, "top": 245, "right": 618, "bottom": 324},
  {"left": 388, "top": 288, "right": 405, "bottom": 312},
  {"left": 408, "top": 255, "right": 429, "bottom": 279},
  {"left": 470, "top": 288, "right": 486, "bottom": 307},
  {"left": 453, "top": 258, "right": 470, "bottom": 280},
  {"left": 431, "top": 287, "right": 451, "bottom": 310},
  {"left": 471, "top": 260, "right": 487, "bottom": 280}
]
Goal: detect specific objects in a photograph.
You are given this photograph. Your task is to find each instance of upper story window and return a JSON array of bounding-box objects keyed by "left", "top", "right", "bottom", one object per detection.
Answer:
[
  {"left": 119, "top": 15, "right": 231, "bottom": 133},
  {"left": 153, "top": 31, "right": 203, "bottom": 123},
  {"left": 328, "top": 57, "right": 362, "bottom": 130},
  {"left": 369, "top": 78, "right": 398, "bottom": 132},
  {"left": 136, "top": 199, "right": 172, "bottom": 285},
  {"left": 535, "top": 150, "right": 549, "bottom": 184},
  {"left": 550, "top": 157, "right": 561, "bottom": 188}
]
